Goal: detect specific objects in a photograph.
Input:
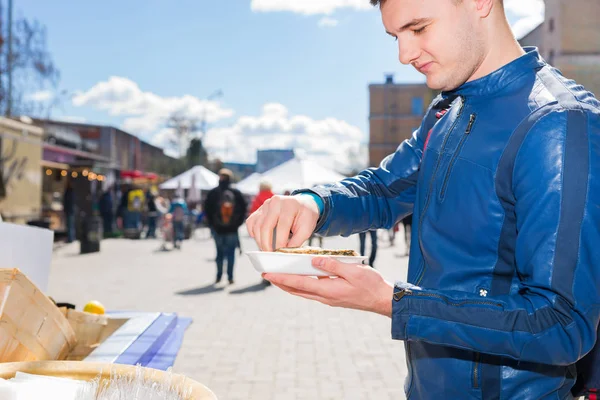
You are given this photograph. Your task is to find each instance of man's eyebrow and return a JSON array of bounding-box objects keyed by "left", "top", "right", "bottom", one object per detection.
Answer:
[{"left": 386, "top": 18, "right": 432, "bottom": 35}]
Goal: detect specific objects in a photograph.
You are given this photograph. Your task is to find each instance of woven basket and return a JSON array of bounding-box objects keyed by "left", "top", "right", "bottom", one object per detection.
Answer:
[
  {"left": 0, "top": 361, "right": 218, "bottom": 399},
  {"left": 63, "top": 309, "right": 106, "bottom": 361},
  {"left": 0, "top": 269, "right": 76, "bottom": 362}
]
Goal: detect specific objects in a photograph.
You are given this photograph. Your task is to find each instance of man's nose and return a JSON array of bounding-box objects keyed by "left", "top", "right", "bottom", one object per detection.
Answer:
[{"left": 398, "top": 38, "right": 420, "bottom": 66}]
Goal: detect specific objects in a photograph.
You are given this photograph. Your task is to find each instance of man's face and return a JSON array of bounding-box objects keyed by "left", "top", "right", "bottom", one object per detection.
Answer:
[{"left": 381, "top": 0, "right": 487, "bottom": 91}]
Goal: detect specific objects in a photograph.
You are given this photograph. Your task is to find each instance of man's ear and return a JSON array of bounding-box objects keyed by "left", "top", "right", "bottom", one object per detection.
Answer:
[{"left": 473, "top": 0, "right": 495, "bottom": 18}]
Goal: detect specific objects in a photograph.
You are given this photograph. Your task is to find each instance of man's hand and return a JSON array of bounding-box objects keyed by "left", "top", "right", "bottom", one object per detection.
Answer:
[
  {"left": 263, "top": 257, "right": 394, "bottom": 318},
  {"left": 246, "top": 195, "right": 320, "bottom": 251}
]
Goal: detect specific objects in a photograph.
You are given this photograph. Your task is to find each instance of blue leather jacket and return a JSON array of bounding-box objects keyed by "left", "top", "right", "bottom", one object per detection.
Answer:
[{"left": 303, "top": 49, "right": 600, "bottom": 399}]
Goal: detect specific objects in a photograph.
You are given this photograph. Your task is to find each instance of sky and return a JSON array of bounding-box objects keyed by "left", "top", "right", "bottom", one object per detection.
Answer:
[{"left": 21, "top": 0, "right": 545, "bottom": 173}]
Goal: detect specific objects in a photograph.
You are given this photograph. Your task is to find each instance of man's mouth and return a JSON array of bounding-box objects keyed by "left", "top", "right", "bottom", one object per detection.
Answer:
[{"left": 415, "top": 62, "right": 433, "bottom": 74}]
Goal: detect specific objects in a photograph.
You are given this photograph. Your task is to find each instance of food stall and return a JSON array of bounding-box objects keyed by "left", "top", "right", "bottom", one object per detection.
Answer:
[{"left": 0, "top": 117, "right": 44, "bottom": 225}]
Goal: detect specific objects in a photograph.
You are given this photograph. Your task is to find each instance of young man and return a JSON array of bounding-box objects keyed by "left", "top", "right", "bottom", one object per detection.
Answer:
[
  {"left": 247, "top": 0, "right": 600, "bottom": 398},
  {"left": 204, "top": 169, "right": 247, "bottom": 284}
]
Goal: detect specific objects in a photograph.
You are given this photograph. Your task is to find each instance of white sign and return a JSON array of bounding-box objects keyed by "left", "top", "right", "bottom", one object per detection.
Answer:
[{"left": 0, "top": 222, "right": 53, "bottom": 292}]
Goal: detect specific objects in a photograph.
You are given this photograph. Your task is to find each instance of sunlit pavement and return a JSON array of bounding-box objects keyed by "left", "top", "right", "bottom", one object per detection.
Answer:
[{"left": 49, "top": 227, "right": 410, "bottom": 400}]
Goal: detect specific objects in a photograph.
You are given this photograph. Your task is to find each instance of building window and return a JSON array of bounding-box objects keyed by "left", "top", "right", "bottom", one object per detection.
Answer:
[
  {"left": 549, "top": 18, "right": 555, "bottom": 33},
  {"left": 411, "top": 97, "right": 424, "bottom": 116}
]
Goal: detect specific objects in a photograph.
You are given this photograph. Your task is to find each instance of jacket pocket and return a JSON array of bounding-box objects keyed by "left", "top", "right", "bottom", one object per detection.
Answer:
[{"left": 439, "top": 113, "right": 477, "bottom": 201}]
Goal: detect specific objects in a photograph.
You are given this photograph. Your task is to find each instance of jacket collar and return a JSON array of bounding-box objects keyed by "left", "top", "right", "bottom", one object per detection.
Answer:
[{"left": 443, "top": 47, "right": 546, "bottom": 99}]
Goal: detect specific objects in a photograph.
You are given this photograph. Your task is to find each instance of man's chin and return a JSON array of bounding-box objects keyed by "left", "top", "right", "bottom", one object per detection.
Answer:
[{"left": 425, "top": 75, "right": 460, "bottom": 92}]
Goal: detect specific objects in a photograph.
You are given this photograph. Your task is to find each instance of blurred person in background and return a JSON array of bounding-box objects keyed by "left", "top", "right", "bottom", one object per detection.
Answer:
[
  {"left": 63, "top": 178, "right": 76, "bottom": 243},
  {"left": 145, "top": 187, "right": 159, "bottom": 239},
  {"left": 168, "top": 193, "right": 188, "bottom": 249},
  {"left": 204, "top": 169, "right": 247, "bottom": 284},
  {"left": 358, "top": 230, "right": 377, "bottom": 267},
  {"left": 98, "top": 185, "right": 114, "bottom": 236},
  {"left": 116, "top": 178, "right": 132, "bottom": 230},
  {"left": 401, "top": 214, "right": 412, "bottom": 257},
  {"left": 250, "top": 181, "right": 274, "bottom": 214}
]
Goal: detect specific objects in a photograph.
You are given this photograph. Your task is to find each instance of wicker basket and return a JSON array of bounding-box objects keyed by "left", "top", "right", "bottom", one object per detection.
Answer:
[
  {"left": 0, "top": 269, "right": 76, "bottom": 362},
  {"left": 60, "top": 309, "right": 128, "bottom": 361},
  {"left": 59, "top": 308, "right": 107, "bottom": 361},
  {"left": 0, "top": 361, "right": 218, "bottom": 399}
]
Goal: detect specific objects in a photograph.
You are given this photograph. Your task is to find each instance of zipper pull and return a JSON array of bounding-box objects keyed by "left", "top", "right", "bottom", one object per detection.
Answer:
[
  {"left": 465, "top": 113, "right": 476, "bottom": 134},
  {"left": 393, "top": 288, "right": 413, "bottom": 301}
]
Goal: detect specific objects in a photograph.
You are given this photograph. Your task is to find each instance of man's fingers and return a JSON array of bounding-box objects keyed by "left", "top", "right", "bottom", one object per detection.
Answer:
[
  {"left": 275, "top": 213, "right": 294, "bottom": 250},
  {"left": 271, "top": 282, "right": 328, "bottom": 304},
  {"left": 252, "top": 214, "right": 263, "bottom": 249},
  {"left": 259, "top": 203, "right": 281, "bottom": 251},
  {"left": 246, "top": 213, "right": 256, "bottom": 238},
  {"left": 263, "top": 273, "right": 326, "bottom": 297},
  {"left": 312, "top": 257, "right": 360, "bottom": 280},
  {"left": 287, "top": 219, "right": 315, "bottom": 248}
]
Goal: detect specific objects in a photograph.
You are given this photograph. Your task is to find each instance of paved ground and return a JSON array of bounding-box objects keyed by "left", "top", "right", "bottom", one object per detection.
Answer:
[{"left": 48, "top": 228, "right": 411, "bottom": 400}]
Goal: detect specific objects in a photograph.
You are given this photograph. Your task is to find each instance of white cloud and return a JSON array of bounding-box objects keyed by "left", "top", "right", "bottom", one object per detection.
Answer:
[
  {"left": 27, "top": 90, "right": 53, "bottom": 102},
  {"left": 505, "top": 0, "right": 545, "bottom": 39},
  {"left": 192, "top": 103, "right": 368, "bottom": 173},
  {"left": 318, "top": 17, "right": 340, "bottom": 27},
  {"left": 72, "top": 76, "right": 234, "bottom": 135},
  {"left": 251, "top": 0, "right": 371, "bottom": 15},
  {"left": 73, "top": 78, "right": 366, "bottom": 171}
]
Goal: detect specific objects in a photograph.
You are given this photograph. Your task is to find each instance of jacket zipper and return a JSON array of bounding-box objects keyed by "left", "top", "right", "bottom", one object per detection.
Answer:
[
  {"left": 396, "top": 289, "right": 503, "bottom": 308},
  {"left": 439, "top": 113, "right": 477, "bottom": 199},
  {"left": 416, "top": 97, "right": 466, "bottom": 285},
  {"left": 473, "top": 352, "right": 481, "bottom": 389}
]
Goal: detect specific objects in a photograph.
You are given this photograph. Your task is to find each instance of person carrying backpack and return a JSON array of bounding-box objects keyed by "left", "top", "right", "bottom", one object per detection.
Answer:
[
  {"left": 204, "top": 169, "right": 247, "bottom": 285},
  {"left": 247, "top": 0, "right": 600, "bottom": 398}
]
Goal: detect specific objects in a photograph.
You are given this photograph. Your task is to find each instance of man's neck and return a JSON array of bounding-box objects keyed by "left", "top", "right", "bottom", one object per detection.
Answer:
[{"left": 468, "top": 17, "right": 526, "bottom": 82}]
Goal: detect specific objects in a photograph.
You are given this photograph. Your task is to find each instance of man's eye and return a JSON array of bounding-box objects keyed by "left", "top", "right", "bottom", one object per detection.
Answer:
[{"left": 413, "top": 26, "right": 427, "bottom": 35}]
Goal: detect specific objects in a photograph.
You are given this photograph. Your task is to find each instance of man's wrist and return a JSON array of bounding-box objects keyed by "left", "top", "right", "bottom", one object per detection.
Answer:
[
  {"left": 375, "top": 281, "right": 394, "bottom": 318},
  {"left": 296, "top": 193, "right": 324, "bottom": 215}
]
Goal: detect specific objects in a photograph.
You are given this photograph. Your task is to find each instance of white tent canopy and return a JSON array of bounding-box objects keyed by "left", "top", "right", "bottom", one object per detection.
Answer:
[
  {"left": 159, "top": 165, "right": 219, "bottom": 191},
  {"left": 236, "top": 158, "right": 347, "bottom": 196},
  {"left": 234, "top": 172, "right": 263, "bottom": 196}
]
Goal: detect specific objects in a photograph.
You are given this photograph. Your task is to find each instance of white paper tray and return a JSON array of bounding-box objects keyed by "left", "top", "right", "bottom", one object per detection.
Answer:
[{"left": 246, "top": 251, "right": 368, "bottom": 277}]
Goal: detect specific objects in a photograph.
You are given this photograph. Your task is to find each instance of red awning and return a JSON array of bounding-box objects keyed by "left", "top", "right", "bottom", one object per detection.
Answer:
[
  {"left": 120, "top": 170, "right": 144, "bottom": 178},
  {"left": 120, "top": 170, "right": 160, "bottom": 180}
]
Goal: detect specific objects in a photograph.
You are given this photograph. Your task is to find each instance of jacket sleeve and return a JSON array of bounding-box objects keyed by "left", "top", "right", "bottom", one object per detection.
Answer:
[
  {"left": 296, "top": 126, "right": 428, "bottom": 237},
  {"left": 391, "top": 109, "right": 600, "bottom": 366}
]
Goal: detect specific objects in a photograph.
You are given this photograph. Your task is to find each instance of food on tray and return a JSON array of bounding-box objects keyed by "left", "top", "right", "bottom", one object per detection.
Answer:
[{"left": 275, "top": 247, "right": 359, "bottom": 256}]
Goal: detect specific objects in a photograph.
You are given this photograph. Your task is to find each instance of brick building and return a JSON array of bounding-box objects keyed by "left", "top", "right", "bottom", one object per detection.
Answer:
[
  {"left": 520, "top": 0, "right": 600, "bottom": 97},
  {"left": 368, "top": 75, "right": 435, "bottom": 167}
]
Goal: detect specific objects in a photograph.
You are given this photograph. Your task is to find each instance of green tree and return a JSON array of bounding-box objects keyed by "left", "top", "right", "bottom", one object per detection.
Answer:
[{"left": 185, "top": 137, "right": 208, "bottom": 169}]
